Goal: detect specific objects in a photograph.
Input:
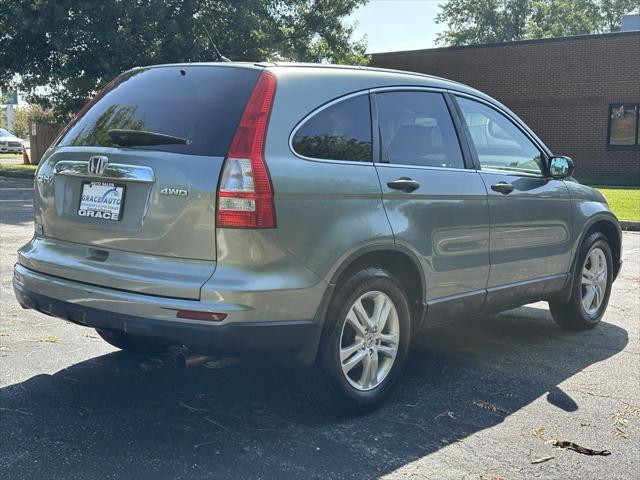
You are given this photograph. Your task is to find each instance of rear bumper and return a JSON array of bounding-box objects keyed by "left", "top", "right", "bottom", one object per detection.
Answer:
[{"left": 13, "top": 264, "right": 323, "bottom": 363}]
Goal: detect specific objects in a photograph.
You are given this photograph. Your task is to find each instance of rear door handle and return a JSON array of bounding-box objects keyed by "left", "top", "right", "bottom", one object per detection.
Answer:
[
  {"left": 491, "top": 181, "right": 514, "bottom": 194},
  {"left": 387, "top": 177, "right": 420, "bottom": 193}
]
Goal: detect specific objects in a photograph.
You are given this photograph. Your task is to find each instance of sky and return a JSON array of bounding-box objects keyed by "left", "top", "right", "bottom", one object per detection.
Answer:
[{"left": 349, "top": 0, "right": 445, "bottom": 54}]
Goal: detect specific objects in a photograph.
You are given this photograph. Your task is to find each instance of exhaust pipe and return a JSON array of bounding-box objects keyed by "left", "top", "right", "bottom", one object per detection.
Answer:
[{"left": 175, "top": 353, "right": 213, "bottom": 369}]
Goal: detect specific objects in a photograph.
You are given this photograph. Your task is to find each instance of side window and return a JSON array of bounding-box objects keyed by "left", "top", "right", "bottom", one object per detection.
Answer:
[
  {"left": 292, "top": 95, "right": 372, "bottom": 162},
  {"left": 376, "top": 91, "right": 465, "bottom": 169},
  {"left": 457, "top": 97, "right": 544, "bottom": 176}
]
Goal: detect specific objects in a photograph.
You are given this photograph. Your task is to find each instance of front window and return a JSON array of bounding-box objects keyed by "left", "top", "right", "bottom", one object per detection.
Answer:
[
  {"left": 457, "top": 97, "right": 544, "bottom": 176},
  {"left": 608, "top": 104, "right": 639, "bottom": 147},
  {"left": 0, "top": 129, "right": 12, "bottom": 137}
]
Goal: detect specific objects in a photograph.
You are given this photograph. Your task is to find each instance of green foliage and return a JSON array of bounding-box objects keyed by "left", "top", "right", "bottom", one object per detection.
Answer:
[
  {"left": 293, "top": 134, "right": 372, "bottom": 161},
  {"left": 69, "top": 104, "right": 145, "bottom": 147},
  {"left": 11, "top": 105, "right": 56, "bottom": 139},
  {"left": 0, "top": 0, "right": 368, "bottom": 120},
  {"left": 525, "top": 0, "right": 603, "bottom": 39},
  {"left": 436, "top": 0, "right": 530, "bottom": 46},
  {"left": 436, "top": 0, "right": 638, "bottom": 46}
]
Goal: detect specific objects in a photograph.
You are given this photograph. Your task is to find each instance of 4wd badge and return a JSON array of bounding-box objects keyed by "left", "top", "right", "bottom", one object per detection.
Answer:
[{"left": 160, "top": 187, "right": 188, "bottom": 197}]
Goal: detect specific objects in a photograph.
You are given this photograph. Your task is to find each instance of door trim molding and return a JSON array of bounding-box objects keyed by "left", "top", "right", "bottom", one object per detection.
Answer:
[
  {"left": 422, "top": 273, "right": 570, "bottom": 328},
  {"left": 484, "top": 273, "right": 569, "bottom": 312}
]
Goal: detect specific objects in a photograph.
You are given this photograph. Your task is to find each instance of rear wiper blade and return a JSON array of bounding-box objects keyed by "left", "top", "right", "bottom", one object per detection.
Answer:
[{"left": 107, "top": 129, "right": 187, "bottom": 147}]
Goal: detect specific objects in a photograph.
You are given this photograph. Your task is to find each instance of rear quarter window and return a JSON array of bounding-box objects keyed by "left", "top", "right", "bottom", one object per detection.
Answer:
[
  {"left": 291, "top": 95, "right": 372, "bottom": 162},
  {"left": 58, "top": 66, "right": 260, "bottom": 156}
]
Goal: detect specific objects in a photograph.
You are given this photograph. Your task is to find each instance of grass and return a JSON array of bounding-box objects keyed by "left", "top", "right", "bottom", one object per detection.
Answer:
[
  {"left": 0, "top": 153, "right": 21, "bottom": 159},
  {"left": 595, "top": 187, "right": 640, "bottom": 222},
  {"left": 0, "top": 163, "right": 37, "bottom": 178},
  {"left": 578, "top": 177, "right": 639, "bottom": 187}
]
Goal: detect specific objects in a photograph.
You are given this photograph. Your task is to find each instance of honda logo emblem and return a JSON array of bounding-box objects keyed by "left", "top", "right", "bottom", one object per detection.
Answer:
[{"left": 88, "top": 155, "right": 109, "bottom": 175}]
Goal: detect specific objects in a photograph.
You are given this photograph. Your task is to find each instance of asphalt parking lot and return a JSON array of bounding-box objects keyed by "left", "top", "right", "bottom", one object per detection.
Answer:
[{"left": 1, "top": 175, "right": 639, "bottom": 479}]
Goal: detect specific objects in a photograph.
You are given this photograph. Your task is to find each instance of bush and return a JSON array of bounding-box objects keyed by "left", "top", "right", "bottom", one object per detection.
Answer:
[{"left": 12, "top": 105, "right": 56, "bottom": 139}]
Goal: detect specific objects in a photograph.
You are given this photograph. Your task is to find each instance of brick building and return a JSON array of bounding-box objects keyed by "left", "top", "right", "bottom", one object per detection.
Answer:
[{"left": 371, "top": 31, "right": 640, "bottom": 183}]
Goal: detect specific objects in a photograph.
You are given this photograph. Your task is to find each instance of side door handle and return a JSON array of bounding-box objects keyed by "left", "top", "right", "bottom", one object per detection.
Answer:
[
  {"left": 491, "top": 181, "right": 514, "bottom": 194},
  {"left": 387, "top": 177, "right": 420, "bottom": 193}
]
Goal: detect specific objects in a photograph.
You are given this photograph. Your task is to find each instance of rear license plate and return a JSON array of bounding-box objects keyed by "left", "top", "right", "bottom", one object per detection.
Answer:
[{"left": 78, "top": 181, "right": 125, "bottom": 221}]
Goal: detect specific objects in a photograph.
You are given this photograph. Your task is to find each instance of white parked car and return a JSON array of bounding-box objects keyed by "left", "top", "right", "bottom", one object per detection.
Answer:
[{"left": 0, "top": 128, "right": 24, "bottom": 153}]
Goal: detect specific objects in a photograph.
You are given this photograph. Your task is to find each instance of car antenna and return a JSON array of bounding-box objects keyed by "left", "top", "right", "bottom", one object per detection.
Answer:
[{"left": 203, "top": 25, "right": 231, "bottom": 62}]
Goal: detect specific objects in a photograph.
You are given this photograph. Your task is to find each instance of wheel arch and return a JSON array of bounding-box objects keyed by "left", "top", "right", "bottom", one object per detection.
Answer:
[
  {"left": 327, "top": 244, "right": 427, "bottom": 332},
  {"left": 564, "top": 213, "right": 622, "bottom": 302},
  {"left": 580, "top": 214, "right": 622, "bottom": 277}
]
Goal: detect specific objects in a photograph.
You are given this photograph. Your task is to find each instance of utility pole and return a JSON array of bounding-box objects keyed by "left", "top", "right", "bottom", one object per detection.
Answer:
[
  {"left": 6, "top": 104, "right": 14, "bottom": 131},
  {"left": 1, "top": 89, "right": 18, "bottom": 132}
]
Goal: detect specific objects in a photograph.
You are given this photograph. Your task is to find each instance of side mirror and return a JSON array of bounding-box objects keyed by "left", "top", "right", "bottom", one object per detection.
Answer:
[{"left": 546, "top": 156, "right": 574, "bottom": 179}]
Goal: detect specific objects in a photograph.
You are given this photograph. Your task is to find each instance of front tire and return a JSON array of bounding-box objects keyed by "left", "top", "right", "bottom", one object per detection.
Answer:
[
  {"left": 96, "top": 329, "right": 171, "bottom": 354},
  {"left": 549, "top": 231, "right": 613, "bottom": 330},
  {"left": 300, "top": 268, "right": 411, "bottom": 414}
]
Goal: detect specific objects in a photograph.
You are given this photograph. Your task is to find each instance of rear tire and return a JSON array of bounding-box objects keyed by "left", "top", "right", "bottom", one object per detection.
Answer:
[
  {"left": 96, "top": 329, "right": 171, "bottom": 354},
  {"left": 299, "top": 268, "right": 411, "bottom": 415},
  {"left": 549, "top": 231, "right": 613, "bottom": 331}
]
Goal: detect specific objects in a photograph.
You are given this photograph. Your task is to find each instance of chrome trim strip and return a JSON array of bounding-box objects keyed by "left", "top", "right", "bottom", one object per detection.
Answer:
[
  {"left": 287, "top": 84, "right": 551, "bottom": 175},
  {"left": 288, "top": 87, "right": 453, "bottom": 166},
  {"left": 289, "top": 90, "right": 374, "bottom": 165},
  {"left": 374, "top": 163, "right": 476, "bottom": 173},
  {"left": 478, "top": 168, "right": 545, "bottom": 179},
  {"left": 54, "top": 161, "right": 155, "bottom": 183},
  {"left": 288, "top": 86, "right": 475, "bottom": 172}
]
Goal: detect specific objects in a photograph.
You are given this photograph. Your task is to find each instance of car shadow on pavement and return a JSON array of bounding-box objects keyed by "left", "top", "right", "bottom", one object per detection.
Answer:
[{"left": 0, "top": 305, "right": 628, "bottom": 479}]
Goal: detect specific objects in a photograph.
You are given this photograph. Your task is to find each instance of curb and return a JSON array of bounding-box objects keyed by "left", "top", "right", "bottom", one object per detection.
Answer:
[{"left": 620, "top": 221, "right": 640, "bottom": 232}]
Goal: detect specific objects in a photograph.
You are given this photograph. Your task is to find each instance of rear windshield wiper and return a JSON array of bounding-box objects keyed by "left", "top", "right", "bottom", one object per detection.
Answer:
[{"left": 107, "top": 129, "right": 187, "bottom": 147}]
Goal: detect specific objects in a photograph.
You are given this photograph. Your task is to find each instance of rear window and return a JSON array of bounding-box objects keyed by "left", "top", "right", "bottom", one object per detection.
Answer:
[{"left": 58, "top": 66, "right": 260, "bottom": 156}]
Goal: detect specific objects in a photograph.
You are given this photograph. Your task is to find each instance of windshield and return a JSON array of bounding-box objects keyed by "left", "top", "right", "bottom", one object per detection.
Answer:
[
  {"left": 58, "top": 66, "right": 260, "bottom": 156},
  {"left": 0, "top": 129, "right": 13, "bottom": 137}
]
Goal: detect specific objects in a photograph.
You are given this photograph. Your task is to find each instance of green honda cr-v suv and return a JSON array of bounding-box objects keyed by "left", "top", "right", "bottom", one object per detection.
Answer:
[{"left": 14, "top": 63, "right": 622, "bottom": 413}]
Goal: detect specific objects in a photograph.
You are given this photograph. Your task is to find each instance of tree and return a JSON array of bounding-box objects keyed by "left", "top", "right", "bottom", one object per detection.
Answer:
[
  {"left": 435, "top": 0, "right": 531, "bottom": 46},
  {"left": 11, "top": 105, "right": 56, "bottom": 139},
  {"left": 525, "top": 0, "right": 603, "bottom": 39},
  {"left": 0, "top": 0, "right": 368, "bottom": 120},
  {"left": 599, "top": 0, "right": 640, "bottom": 32},
  {"left": 436, "top": 0, "right": 638, "bottom": 46}
]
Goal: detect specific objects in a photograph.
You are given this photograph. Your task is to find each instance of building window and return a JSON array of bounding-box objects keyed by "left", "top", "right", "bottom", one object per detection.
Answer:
[{"left": 608, "top": 104, "right": 639, "bottom": 147}]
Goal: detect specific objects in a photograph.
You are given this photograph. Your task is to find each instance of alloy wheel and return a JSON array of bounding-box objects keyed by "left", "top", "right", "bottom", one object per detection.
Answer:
[
  {"left": 339, "top": 291, "right": 400, "bottom": 391},
  {"left": 581, "top": 246, "right": 608, "bottom": 316}
]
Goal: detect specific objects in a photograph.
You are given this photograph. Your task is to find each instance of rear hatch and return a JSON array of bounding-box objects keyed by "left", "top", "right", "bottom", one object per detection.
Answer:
[{"left": 29, "top": 65, "right": 261, "bottom": 298}]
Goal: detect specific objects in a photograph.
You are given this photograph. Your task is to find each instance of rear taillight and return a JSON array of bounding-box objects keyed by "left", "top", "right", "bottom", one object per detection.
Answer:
[{"left": 216, "top": 71, "right": 277, "bottom": 228}]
